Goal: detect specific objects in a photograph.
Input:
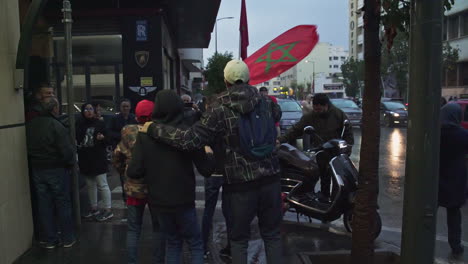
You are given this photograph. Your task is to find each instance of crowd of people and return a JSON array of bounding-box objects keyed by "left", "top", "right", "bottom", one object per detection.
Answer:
[{"left": 23, "top": 58, "right": 467, "bottom": 263}]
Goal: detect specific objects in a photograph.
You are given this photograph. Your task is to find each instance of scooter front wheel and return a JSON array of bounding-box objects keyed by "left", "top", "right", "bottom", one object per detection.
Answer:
[{"left": 343, "top": 209, "right": 382, "bottom": 240}]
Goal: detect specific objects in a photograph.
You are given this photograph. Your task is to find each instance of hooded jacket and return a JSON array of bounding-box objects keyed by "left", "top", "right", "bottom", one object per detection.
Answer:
[
  {"left": 278, "top": 103, "right": 354, "bottom": 147},
  {"left": 145, "top": 84, "right": 282, "bottom": 192},
  {"left": 76, "top": 103, "right": 109, "bottom": 176},
  {"left": 439, "top": 103, "right": 468, "bottom": 208},
  {"left": 127, "top": 90, "right": 214, "bottom": 211}
]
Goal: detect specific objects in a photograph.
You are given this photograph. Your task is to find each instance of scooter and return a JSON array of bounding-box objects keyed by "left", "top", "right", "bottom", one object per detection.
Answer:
[{"left": 278, "top": 121, "right": 382, "bottom": 239}]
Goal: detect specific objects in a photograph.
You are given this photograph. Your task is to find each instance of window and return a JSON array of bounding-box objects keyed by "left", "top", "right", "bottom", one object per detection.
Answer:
[
  {"left": 351, "top": 40, "right": 354, "bottom": 46},
  {"left": 461, "top": 62, "right": 468, "bottom": 86},
  {"left": 329, "top": 65, "right": 332, "bottom": 68},
  {"left": 273, "top": 81, "right": 281, "bottom": 85},
  {"left": 333, "top": 56, "right": 339, "bottom": 60},
  {"left": 462, "top": 12, "right": 468, "bottom": 36},
  {"left": 351, "top": 32, "right": 354, "bottom": 38},
  {"left": 447, "top": 66, "right": 457, "bottom": 86},
  {"left": 448, "top": 15, "right": 459, "bottom": 39},
  {"left": 264, "top": 81, "right": 269, "bottom": 85},
  {"left": 333, "top": 65, "right": 339, "bottom": 68},
  {"left": 351, "top": 3, "right": 354, "bottom": 9},
  {"left": 341, "top": 56, "right": 346, "bottom": 60},
  {"left": 329, "top": 57, "right": 332, "bottom": 60}
]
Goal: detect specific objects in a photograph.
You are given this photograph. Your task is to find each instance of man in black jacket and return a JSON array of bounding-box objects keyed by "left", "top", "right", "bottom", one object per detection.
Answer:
[
  {"left": 140, "top": 60, "right": 283, "bottom": 264},
  {"left": 127, "top": 90, "right": 213, "bottom": 264},
  {"left": 26, "top": 97, "right": 76, "bottom": 249}
]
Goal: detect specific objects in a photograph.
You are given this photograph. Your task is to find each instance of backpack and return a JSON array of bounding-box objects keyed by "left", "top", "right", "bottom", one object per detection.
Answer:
[{"left": 237, "top": 97, "right": 277, "bottom": 159}]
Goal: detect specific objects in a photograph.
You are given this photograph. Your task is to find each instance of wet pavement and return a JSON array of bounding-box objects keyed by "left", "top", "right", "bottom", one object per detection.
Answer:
[{"left": 14, "top": 127, "right": 468, "bottom": 263}]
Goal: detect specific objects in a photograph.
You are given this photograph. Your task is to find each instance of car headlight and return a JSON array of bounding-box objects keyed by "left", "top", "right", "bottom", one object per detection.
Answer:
[{"left": 390, "top": 112, "right": 400, "bottom": 117}]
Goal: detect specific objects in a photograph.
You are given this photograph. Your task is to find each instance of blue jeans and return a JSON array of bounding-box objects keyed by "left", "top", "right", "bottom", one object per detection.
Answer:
[
  {"left": 157, "top": 207, "right": 204, "bottom": 264},
  {"left": 127, "top": 203, "right": 166, "bottom": 264},
  {"left": 201, "top": 176, "right": 231, "bottom": 252},
  {"left": 31, "top": 167, "right": 75, "bottom": 243},
  {"left": 225, "top": 180, "right": 282, "bottom": 264}
]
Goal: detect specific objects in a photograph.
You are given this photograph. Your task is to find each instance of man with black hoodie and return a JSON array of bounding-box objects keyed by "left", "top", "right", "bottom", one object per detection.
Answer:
[
  {"left": 127, "top": 90, "right": 214, "bottom": 264},
  {"left": 140, "top": 60, "right": 283, "bottom": 264}
]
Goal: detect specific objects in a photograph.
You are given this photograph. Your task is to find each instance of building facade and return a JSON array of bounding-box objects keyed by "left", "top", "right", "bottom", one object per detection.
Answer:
[
  {"left": 348, "top": 0, "right": 364, "bottom": 60},
  {"left": 443, "top": 1, "right": 468, "bottom": 97}
]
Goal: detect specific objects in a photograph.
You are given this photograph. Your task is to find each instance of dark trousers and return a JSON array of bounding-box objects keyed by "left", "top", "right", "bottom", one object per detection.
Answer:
[
  {"left": 201, "top": 176, "right": 231, "bottom": 252},
  {"left": 316, "top": 152, "right": 332, "bottom": 198},
  {"left": 446, "top": 207, "right": 462, "bottom": 250},
  {"left": 157, "top": 207, "right": 204, "bottom": 264},
  {"left": 31, "top": 167, "right": 75, "bottom": 243},
  {"left": 127, "top": 203, "right": 166, "bottom": 264},
  {"left": 225, "top": 180, "right": 282, "bottom": 264}
]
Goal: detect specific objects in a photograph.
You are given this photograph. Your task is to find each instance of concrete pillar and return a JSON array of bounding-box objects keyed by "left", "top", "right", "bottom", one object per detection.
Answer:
[{"left": 0, "top": 0, "right": 34, "bottom": 263}]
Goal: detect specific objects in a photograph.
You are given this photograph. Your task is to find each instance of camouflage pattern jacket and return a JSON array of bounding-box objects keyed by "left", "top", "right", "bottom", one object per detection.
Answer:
[
  {"left": 112, "top": 124, "right": 148, "bottom": 199},
  {"left": 146, "top": 84, "right": 282, "bottom": 192}
]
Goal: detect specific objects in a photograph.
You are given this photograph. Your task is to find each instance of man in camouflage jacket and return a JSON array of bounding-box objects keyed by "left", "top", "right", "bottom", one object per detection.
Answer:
[{"left": 141, "top": 60, "right": 283, "bottom": 264}]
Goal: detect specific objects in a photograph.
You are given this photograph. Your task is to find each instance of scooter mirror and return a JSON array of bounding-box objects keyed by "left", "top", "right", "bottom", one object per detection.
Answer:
[
  {"left": 343, "top": 119, "right": 350, "bottom": 126},
  {"left": 304, "top": 126, "right": 315, "bottom": 135}
]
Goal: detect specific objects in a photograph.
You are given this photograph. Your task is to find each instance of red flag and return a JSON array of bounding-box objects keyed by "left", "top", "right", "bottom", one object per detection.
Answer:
[
  {"left": 244, "top": 25, "right": 319, "bottom": 85},
  {"left": 239, "top": 0, "right": 249, "bottom": 60}
]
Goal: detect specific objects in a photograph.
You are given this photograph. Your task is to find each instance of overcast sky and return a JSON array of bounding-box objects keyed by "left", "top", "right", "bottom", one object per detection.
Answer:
[{"left": 203, "top": 0, "right": 349, "bottom": 65}]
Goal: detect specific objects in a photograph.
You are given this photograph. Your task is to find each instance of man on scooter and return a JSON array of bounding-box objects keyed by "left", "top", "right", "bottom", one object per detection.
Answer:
[{"left": 278, "top": 93, "right": 354, "bottom": 203}]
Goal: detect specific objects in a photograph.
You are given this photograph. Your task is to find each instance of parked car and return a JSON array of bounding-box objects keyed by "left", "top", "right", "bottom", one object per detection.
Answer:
[
  {"left": 452, "top": 100, "right": 468, "bottom": 129},
  {"left": 381, "top": 101, "right": 408, "bottom": 127},
  {"left": 277, "top": 99, "right": 303, "bottom": 134},
  {"left": 331, "top": 98, "right": 362, "bottom": 126}
]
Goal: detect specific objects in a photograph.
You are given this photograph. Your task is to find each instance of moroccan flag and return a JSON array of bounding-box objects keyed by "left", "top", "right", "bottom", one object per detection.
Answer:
[
  {"left": 239, "top": 0, "right": 249, "bottom": 60},
  {"left": 244, "top": 25, "right": 319, "bottom": 85}
]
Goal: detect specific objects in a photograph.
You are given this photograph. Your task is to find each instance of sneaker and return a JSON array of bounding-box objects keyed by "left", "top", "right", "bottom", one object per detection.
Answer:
[
  {"left": 219, "top": 246, "right": 231, "bottom": 259},
  {"left": 40, "top": 241, "right": 59, "bottom": 249},
  {"left": 96, "top": 210, "right": 114, "bottom": 222},
  {"left": 63, "top": 239, "right": 76, "bottom": 248},
  {"left": 83, "top": 209, "right": 100, "bottom": 219}
]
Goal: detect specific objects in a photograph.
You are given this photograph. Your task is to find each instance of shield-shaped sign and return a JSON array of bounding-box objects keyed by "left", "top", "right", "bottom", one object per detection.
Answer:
[{"left": 135, "top": 51, "right": 150, "bottom": 68}]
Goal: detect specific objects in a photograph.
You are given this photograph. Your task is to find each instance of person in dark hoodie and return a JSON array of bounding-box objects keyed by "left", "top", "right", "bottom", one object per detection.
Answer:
[
  {"left": 140, "top": 60, "right": 283, "bottom": 264},
  {"left": 76, "top": 103, "right": 113, "bottom": 222},
  {"left": 439, "top": 103, "right": 468, "bottom": 257},
  {"left": 127, "top": 90, "right": 214, "bottom": 264}
]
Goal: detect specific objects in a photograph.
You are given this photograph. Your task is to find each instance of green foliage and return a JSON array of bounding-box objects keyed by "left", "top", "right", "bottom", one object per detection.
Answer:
[
  {"left": 204, "top": 52, "right": 234, "bottom": 96},
  {"left": 380, "top": 31, "right": 459, "bottom": 96},
  {"left": 443, "top": 42, "right": 459, "bottom": 73},
  {"left": 381, "top": 0, "right": 454, "bottom": 50},
  {"left": 341, "top": 58, "right": 364, "bottom": 98}
]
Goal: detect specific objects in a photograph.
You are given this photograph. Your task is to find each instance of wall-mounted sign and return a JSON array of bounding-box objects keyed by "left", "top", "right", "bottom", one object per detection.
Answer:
[
  {"left": 129, "top": 86, "right": 157, "bottom": 96},
  {"left": 140, "top": 77, "right": 153, "bottom": 87},
  {"left": 136, "top": 20, "right": 148, "bottom": 41},
  {"left": 135, "top": 51, "right": 150, "bottom": 68}
]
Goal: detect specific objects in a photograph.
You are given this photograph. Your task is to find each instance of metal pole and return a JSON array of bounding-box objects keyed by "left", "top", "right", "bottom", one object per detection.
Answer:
[
  {"left": 400, "top": 1, "right": 443, "bottom": 263},
  {"left": 62, "top": 0, "right": 81, "bottom": 230},
  {"left": 215, "top": 21, "right": 218, "bottom": 54}
]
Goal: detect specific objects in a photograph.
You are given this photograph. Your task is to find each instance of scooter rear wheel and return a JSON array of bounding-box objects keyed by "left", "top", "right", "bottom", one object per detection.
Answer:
[{"left": 343, "top": 209, "right": 382, "bottom": 240}]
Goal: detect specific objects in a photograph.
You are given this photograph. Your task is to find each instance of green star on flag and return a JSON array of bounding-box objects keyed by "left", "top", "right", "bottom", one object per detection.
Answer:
[{"left": 255, "top": 41, "right": 300, "bottom": 73}]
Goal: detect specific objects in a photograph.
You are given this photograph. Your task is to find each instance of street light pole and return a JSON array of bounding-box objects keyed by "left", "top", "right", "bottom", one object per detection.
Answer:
[{"left": 215, "top": 16, "right": 234, "bottom": 54}]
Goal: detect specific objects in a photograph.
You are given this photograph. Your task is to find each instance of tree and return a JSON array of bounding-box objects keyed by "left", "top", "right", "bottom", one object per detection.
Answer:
[
  {"left": 351, "top": 1, "right": 455, "bottom": 263},
  {"left": 204, "top": 52, "right": 233, "bottom": 96},
  {"left": 341, "top": 58, "right": 364, "bottom": 98},
  {"left": 381, "top": 30, "right": 459, "bottom": 98}
]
